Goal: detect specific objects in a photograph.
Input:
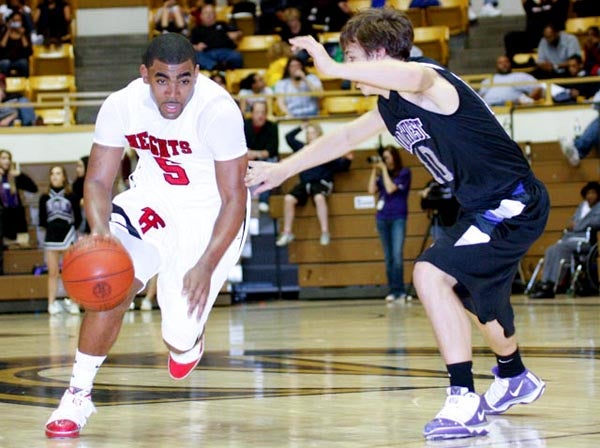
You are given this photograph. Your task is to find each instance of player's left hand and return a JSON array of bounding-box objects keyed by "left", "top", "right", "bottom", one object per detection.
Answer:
[
  {"left": 245, "top": 160, "right": 288, "bottom": 195},
  {"left": 182, "top": 262, "right": 212, "bottom": 320},
  {"left": 289, "top": 35, "right": 337, "bottom": 76}
]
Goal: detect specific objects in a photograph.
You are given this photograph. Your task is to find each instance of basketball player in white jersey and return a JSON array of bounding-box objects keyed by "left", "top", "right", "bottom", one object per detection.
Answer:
[{"left": 45, "top": 33, "right": 250, "bottom": 439}]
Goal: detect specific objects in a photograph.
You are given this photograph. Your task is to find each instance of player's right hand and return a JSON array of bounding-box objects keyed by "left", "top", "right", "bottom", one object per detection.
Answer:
[
  {"left": 289, "top": 35, "right": 337, "bottom": 77},
  {"left": 245, "top": 161, "right": 287, "bottom": 195}
]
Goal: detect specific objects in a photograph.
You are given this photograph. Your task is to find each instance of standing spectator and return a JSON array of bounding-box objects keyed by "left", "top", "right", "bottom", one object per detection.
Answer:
[
  {"left": 153, "top": 0, "right": 190, "bottom": 36},
  {"left": 0, "top": 73, "right": 37, "bottom": 126},
  {"left": 529, "top": 181, "right": 600, "bottom": 298},
  {"left": 71, "top": 155, "right": 89, "bottom": 234},
  {"left": 479, "top": 55, "right": 543, "bottom": 106},
  {"left": 38, "top": 165, "right": 81, "bottom": 315},
  {"left": 504, "top": 0, "right": 569, "bottom": 64},
  {"left": 0, "top": 149, "right": 38, "bottom": 248},
  {"left": 33, "top": 0, "right": 72, "bottom": 45},
  {"left": 583, "top": 26, "right": 600, "bottom": 76},
  {"left": 238, "top": 72, "right": 273, "bottom": 114},
  {"left": 190, "top": 3, "right": 243, "bottom": 71},
  {"left": 274, "top": 56, "right": 322, "bottom": 118},
  {"left": 244, "top": 101, "right": 279, "bottom": 212},
  {"left": 0, "top": 11, "right": 32, "bottom": 76},
  {"left": 533, "top": 23, "right": 581, "bottom": 79},
  {"left": 367, "top": 145, "right": 411, "bottom": 302},
  {"left": 276, "top": 122, "right": 352, "bottom": 247}
]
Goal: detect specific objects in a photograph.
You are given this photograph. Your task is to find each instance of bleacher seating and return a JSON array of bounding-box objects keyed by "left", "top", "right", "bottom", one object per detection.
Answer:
[
  {"left": 413, "top": 25, "right": 450, "bottom": 66},
  {"left": 29, "top": 43, "right": 75, "bottom": 76},
  {"left": 238, "top": 34, "right": 281, "bottom": 68},
  {"left": 424, "top": 0, "right": 469, "bottom": 36}
]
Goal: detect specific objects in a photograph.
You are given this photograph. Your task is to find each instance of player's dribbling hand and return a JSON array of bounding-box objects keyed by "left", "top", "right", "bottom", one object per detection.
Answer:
[
  {"left": 182, "top": 262, "right": 211, "bottom": 320},
  {"left": 289, "top": 35, "right": 337, "bottom": 77},
  {"left": 245, "top": 160, "right": 287, "bottom": 195}
]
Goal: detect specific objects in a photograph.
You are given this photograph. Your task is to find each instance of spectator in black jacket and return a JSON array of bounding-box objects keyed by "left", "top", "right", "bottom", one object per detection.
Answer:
[
  {"left": 276, "top": 122, "right": 352, "bottom": 246},
  {"left": 0, "top": 149, "right": 38, "bottom": 248},
  {"left": 244, "top": 101, "right": 279, "bottom": 213},
  {"left": 190, "top": 3, "right": 243, "bottom": 71}
]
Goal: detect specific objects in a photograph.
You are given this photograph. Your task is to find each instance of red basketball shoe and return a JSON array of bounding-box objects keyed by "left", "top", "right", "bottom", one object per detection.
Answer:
[
  {"left": 168, "top": 335, "right": 205, "bottom": 380},
  {"left": 45, "top": 388, "right": 96, "bottom": 438}
]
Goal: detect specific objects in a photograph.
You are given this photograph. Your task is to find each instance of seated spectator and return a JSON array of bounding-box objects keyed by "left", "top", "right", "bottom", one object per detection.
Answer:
[
  {"left": 583, "top": 26, "right": 600, "bottom": 76},
  {"left": 305, "top": 0, "right": 351, "bottom": 32},
  {"left": 238, "top": 72, "right": 273, "bottom": 114},
  {"left": 559, "top": 98, "right": 600, "bottom": 166},
  {"left": 479, "top": 55, "right": 544, "bottom": 106},
  {"left": 208, "top": 70, "right": 228, "bottom": 90},
  {"left": 190, "top": 3, "right": 243, "bottom": 71},
  {"left": 529, "top": 181, "right": 600, "bottom": 298},
  {"left": 553, "top": 54, "right": 600, "bottom": 103},
  {"left": 153, "top": 0, "right": 190, "bottom": 36},
  {"left": 256, "top": 0, "right": 289, "bottom": 35},
  {"left": 276, "top": 122, "right": 352, "bottom": 247},
  {"left": 32, "top": 0, "right": 71, "bottom": 45},
  {"left": 0, "top": 73, "right": 38, "bottom": 126},
  {"left": 533, "top": 23, "right": 582, "bottom": 79},
  {"left": 244, "top": 101, "right": 279, "bottom": 212},
  {"left": 264, "top": 41, "right": 293, "bottom": 88},
  {"left": 0, "top": 11, "right": 32, "bottom": 76},
  {"left": 188, "top": 0, "right": 206, "bottom": 27},
  {"left": 0, "top": 149, "right": 38, "bottom": 248},
  {"left": 278, "top": 7, "right": 317, "bottom": 64},
  {"left": 504, "top": 0, "right": 569, "bottom": 64},
  {"left": 274, "top": 56, "right": 322, "bottom": 118},
  {"left": 0, "top": 0, "right": 34, "bottom": 35}
]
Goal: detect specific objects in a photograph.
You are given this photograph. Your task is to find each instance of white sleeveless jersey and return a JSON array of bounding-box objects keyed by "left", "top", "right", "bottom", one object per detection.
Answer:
[{"left": 93, "top": 74, "right": 247, "bottom": 205}]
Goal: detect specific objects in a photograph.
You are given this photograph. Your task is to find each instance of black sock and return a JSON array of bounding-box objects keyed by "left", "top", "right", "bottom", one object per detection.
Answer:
[
  {"left": 495, "top": 348, "right": 526, "bottom": 378},
  {"left": 447, "top": 361, "right": 474, "bottom": 392}
]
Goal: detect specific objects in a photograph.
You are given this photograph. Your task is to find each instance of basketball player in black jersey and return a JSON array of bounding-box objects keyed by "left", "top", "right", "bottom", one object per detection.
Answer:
[{"left": 245, "top": 8, "right": 549, "bottom": 441}]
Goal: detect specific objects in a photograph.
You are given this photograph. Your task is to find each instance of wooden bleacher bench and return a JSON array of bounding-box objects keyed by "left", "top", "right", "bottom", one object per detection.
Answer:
[{"left": 268, "top": 138, "right": 600, "bottom": 289}]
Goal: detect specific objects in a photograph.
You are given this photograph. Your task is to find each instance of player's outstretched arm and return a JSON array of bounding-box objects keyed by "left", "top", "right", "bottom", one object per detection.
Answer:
[
  {"left": 245, "top": 109, "right": 387, "bottom": 195},
  {"left": 289, "top": 35, "right": 435, "bottom": 94},
  {"left": 84, "top": 143, "right": 125, "bottom": 236}
]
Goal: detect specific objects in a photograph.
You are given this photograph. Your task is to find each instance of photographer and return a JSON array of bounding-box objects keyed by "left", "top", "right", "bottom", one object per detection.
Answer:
[
  {"left": 420, "top": 179, "right": 460, "bottom": 240},
  {"left": 367, "top": 145, "right": 411, "bottom": 302},
  {"left": 0, "top": 11, "right": 31, "bottom": 77}
]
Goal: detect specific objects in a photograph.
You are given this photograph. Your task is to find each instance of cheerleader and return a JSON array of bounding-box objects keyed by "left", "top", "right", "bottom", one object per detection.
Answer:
[{"left": 39, "top": 165, "right": 81, "bottom": 315}]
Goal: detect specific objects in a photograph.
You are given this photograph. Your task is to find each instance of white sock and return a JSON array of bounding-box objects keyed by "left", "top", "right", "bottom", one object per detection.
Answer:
[
  {"left": 69, "top": 350, "right": 107, "bottom": 395},
  {"left": 170, "top": 339, "right": 203, "bottom": 364}
]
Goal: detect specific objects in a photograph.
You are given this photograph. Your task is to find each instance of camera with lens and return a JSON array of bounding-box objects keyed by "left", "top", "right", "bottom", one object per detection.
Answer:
[{"left": 367, "top": 155, "right": 381, "bottom": 164}]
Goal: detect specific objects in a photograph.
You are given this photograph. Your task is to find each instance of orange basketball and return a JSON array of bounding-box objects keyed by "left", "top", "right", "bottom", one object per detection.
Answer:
[{"left": 62, "top": 235, "right": 135, "bottom": 311}]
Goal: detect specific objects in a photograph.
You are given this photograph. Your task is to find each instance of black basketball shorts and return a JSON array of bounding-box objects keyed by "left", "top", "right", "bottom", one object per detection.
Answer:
[{"left": 418, "top": 178, "right": 550, "bottom": 337}]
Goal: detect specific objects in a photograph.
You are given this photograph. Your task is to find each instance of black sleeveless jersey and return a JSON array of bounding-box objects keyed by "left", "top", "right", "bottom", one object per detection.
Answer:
[{"left": 377, "top": 57, "right": 533, "bottom": 211}]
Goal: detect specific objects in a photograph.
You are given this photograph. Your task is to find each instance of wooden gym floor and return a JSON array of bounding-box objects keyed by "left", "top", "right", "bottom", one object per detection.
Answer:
[{"left": 0, "top": 295, "right": 598, "bottom": 447}]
